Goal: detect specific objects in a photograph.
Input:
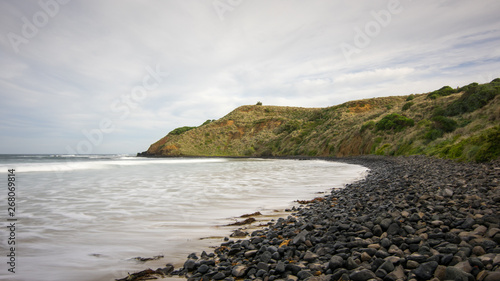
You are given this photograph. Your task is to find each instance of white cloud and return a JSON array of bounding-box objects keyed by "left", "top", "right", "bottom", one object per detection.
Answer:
[{"left": 0, "top": 0, "right": 499, "bottom": 154}]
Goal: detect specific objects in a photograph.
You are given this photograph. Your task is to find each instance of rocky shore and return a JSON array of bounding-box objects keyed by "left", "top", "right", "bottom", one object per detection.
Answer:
[{"left": 118, "top": 156, "right": 500, "bottom": 281}]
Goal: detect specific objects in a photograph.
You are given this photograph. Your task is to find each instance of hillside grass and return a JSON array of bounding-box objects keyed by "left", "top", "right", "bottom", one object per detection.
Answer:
[{"left": 146, "top": 79, "right": 500, "bottom": 162}]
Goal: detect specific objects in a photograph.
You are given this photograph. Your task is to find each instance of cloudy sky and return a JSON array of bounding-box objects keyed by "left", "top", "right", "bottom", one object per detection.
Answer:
[{"left": 1, "top": 0, "right": 499, "bottom": 154}]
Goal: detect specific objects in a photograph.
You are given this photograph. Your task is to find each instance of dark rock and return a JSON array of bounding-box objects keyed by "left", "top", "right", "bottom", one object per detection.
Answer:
[
  {"left": 197, "top": 264, "right": 209, "bottom": 274},
  {"left": 212, "top": 272, "right": 225, "bottom": 280},
  {"left": 445, "top": 267, "right": 473, "bottom": 281},
  {"left": 413, "top": 261, "right": 438, "bottom": 280},
  {"left": 380, "top": 218, "right": 393, "bottom": 231},
  {"left": 297, "top": 270, "right": 313, "bottom": 280},
  {"left": 349, "top": 269, "right": 376, "bottom": 281},
  {"left": 378, "top": 260, "right": 394, "bottom": 273},
  {"left": 328, "top": 255, "right": 344, "bottom": 270},
  {"left": 275, "top": 261, "right": 286, "bottom": 273},
  {"left": 387, "top": 223, "right": 401, "bottom": 236},
  {"left": 303, "top": 251, "right": 319, "bottom": 262},
  {"left": 184, "top": 259, "right": 197, "bottom": 271}
]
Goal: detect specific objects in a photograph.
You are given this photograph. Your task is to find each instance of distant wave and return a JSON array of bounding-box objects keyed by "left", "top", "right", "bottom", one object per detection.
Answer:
[{"left": 0, "top": 156, "right": 228, "bottom": 173}]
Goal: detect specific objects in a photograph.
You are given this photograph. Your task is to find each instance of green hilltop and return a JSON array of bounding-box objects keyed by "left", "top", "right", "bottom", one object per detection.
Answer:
[{"left": 141, "top": 79, "right": 500, "bottom": 162}]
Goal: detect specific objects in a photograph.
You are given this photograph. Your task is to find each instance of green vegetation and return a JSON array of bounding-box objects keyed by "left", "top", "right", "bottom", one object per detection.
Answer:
[
  {"left": 402, "top": 102, "right": 414, "bottom": 111},
  {"left": 145, "top": 79, "right": 500, "bottom": 162},
  {"left": 445, "top": 80, "right": 500, "bottom": 116},
  {"left": 427, "top": 86, "right": 457, "bottom": 100},
  {"left": 169, "top": 126, "right": 197, "bottom": 136},
  {"left": 375, "top": 113, "right": 414, "bottom": 132}
]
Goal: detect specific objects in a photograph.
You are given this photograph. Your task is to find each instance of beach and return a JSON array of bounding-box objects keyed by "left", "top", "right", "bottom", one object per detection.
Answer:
[{"left": 122, "top": 156, "right": 500, "bottom": 281}]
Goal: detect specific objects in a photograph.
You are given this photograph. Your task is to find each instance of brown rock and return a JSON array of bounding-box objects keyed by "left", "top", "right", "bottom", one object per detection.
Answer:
[{"left": 472, "top": 246, "right": 486, "bottom": 256}]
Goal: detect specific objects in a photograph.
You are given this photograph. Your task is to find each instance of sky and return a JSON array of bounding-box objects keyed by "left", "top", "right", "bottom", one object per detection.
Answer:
[{"left": 0, "top": 0, "right": 499, "bottom": 154}]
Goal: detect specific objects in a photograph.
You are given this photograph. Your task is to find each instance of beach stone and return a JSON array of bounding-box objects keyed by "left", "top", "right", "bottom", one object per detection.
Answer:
[
  {"left": 212, "top": 272, "right": 225, "bottom": 280},
  {"left": 380, "top": 238, "right": 392, "bottom": 249},
  {"left": 360, "top": 252, "right": 371, "bottom": 262},
  {"left": 197, "top": 264, "right": 209, "bottom": 274},
  {"left": 433, "top": 265, "right": 446, "bottom": 280},
  {"left": 484, "top": 272, "right": 500, "bottom": 281},
  {"left": 380, "top": 218, "right": 393, "bottom": 231},
  {"left": 387, "top": 223, "right": 401, "bottom": 236},
  {"left": 183, "top": 259, "right": 197, "bottom": 271},
  {"left": 406, "top": 260, "right": 420, "bottom": 269},
  {"left": 328, "top": 255, "right": 344, "bottom": 270},
  {"left": 293, "top": 230, "right": 309, "bottom": 245},
  {"left": 384, "top": 265, "right": 405, "bottom": 281},
  {"left": 275, "top": 261, "right": 286, "bottom": 273},
  {"left": 413, "top": 261, "right": 438, "bottom": 280},
  {"left": 373, "top": 225, "right": 383, "bottom": 236},
  {"left": 304, "top": 251, "right": 319, "bottom": 262},
  {"left": 245, "top": 250, "right": 258, "bottom": 257},
  {"left": 346, "top": 257, "right": 359, "bottom": 270},
  {"left": 349, "top": 269, "right": 376, "bottom": 281},
  {"left": 232, "top": 265, "right": 247, "bottom": 277},
  {"left": 445, "top": 267, "right": 473, "bottom": 281},
  {"left": 297, "top": 270, "right": 313, "bottom": 280},
  {"left": 473, "top": 246, "right": 486, "bottom": 256},
  {"left": 378, "top": 260, "right": 394, "bottom": 273}
]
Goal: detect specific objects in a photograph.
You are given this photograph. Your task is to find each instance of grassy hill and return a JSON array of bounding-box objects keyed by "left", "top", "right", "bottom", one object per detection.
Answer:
[{"left": 141, "top": 79, "right": 500, "bottom": 162}]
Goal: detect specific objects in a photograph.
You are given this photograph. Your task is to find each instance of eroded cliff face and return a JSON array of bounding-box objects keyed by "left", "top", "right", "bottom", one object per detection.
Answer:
[{"left": 141, "top": 79, "right": 500, "bottom": 162}]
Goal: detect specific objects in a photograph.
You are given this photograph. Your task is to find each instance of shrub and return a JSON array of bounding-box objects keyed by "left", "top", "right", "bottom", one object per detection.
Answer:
[
  {"left": 256, "top": 101, "right": 263, "bottom": 106},
  {"left": 169, "top": 126, "right": 196, "bottom": 136},
  {"left": 432, "top": 116, "right": 458, "bottom": 133},
  {"left": 406, "top": 94, "right": 415, "bottom": 101},
  {"left": 201, "top": 119, "right": 215, "bottom": 126},
  {"left": 424, "top": 129, "right": 443, "bottom": 141},
  {"left": 376, "top": 113, "right": 415, "bottom": 132},
  {"left": 445, "top": 81, "right": 499, "bottom": 116},
  {"left": 427, "top": 86, "right": 456, "bottom": 99},
  {"left": 402, "top": 102, "right": 414, "bottom": 111},
  {"left": 360, "top": 121, "right": 375, "bottom": 132}
]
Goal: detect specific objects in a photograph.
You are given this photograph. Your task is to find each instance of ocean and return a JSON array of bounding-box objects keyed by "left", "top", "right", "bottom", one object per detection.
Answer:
[{"left": 0, "top": 154, "right": 368, "bottom": 281}]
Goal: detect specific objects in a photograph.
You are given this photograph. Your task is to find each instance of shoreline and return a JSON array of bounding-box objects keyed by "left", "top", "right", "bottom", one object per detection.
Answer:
[{"left": 119, "top": 155, "right": 500, "bottom": 281}]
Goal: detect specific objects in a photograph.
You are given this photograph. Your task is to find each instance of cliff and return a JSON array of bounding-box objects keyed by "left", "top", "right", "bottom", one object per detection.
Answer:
[{"left": 140, "top": 79, "right": 500, "bottom": 162}]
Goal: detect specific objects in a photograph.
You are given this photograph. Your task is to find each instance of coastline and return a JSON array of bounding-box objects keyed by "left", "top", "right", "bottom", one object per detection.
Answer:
[{"left": 119, "top": 155, "right": 500, "bottom": 281}]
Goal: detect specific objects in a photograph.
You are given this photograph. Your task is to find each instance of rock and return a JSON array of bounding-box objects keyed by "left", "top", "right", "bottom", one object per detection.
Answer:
[
  {"left": 406, "top": 260, "right": 420, "bottom": 269},
  {"left": 232, "top": 265, "right": 248, "bottom": 277},
  {"left": 378, "top": 260, "right": 394, "bottom": 273},
  {"left": 274, "top": 261, "right": 285, "bottom": 273},
  {"left": 384, "top": 265, "right": 405, "bottom": 281},
  {"left": 360, "top": 252, "right": 371, "bottom": 262},
  {"left": 440, "top": 188, "right": 454, "bottom": 197},
  {"left": 349, "top": 269, "right": 376, "bottom": 281},
  {"left": 484, "top": 272, "right": 500, "bottom": 281},
  {"left": 183, "top": 259, "right": 197, "bottom": 271},
  {"left": 380, "top": 218, "right": 393, "bottom": 231},
  {"left": 413, "top": 261, "right": 438, "bottom": 280},
  {"left": 293, "top": 230, "right": 309, "bottom": 245},
  {"left": 433, "top": 265, "right": 446, "bottom": 280},
  {"left": 304, "top": 251, "right": 319, "bottom": 262},
  {"left": 445, "top": 267, "right": 473, "bottom": 281},
  {"left": 197, "top": 264, "right": 209, "bottom": 274},
  {"left": 297, "top": 270, "right": 313, "bottom": 280},
  {"left": 472, "top": 245, "right": 486, "bottom": 256},
  {"left": 328, "top": 255, "right": 344, "bottom": 270},
  {"left": 380, "top": 238, "right": 392, "bottom": 249},
  {"left": 454, "top": 261, "right": 472, "bottom": 273},
  {"left": 245, "top": 250, "right": 258, "bottom": 257},
  {"left": 373, "top": 225, "right": 383, "bottom": 236},
  {"left": 212, "top": 272, "right": 225, "bottom": 280},
  {"left": 346, "top": 257, "right": 359, "bottom": 270}
]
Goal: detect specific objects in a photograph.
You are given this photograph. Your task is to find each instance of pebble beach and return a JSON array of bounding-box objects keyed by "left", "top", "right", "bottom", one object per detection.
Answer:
[{"left": 120, "top": 156, "right": 500, "bottom": 281}]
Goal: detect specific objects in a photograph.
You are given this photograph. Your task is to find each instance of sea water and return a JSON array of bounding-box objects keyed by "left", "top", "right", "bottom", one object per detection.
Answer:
[{"left": 0, "top": 155, "right": 368, "bottom": 281}]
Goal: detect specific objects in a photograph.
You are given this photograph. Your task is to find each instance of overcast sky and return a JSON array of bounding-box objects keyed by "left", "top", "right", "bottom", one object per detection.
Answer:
[{"left": 1, "top": 0, "right": 499, "bottom": 154}]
